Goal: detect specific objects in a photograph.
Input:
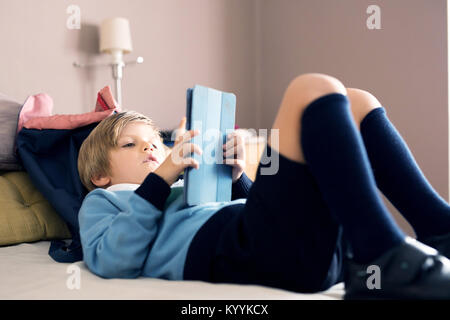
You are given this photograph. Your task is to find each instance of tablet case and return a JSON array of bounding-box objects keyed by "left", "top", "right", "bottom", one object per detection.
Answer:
[{"left": 183, "top": 85, "right": 236, "bottom": 206}]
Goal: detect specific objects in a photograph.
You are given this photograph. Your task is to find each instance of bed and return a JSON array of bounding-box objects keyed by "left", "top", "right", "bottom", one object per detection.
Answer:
[
  {"left": 0, "top": 135, "right": 345, "bottom": 300},
  {"left": 0, "top": 240, "right": 344, "bottom": 300},
  {"left": 0, "top": 91, "right": 345, "bottom": 300}
]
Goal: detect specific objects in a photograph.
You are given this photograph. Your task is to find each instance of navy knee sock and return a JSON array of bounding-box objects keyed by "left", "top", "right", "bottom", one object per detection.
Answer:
[
  {"left": 300, "top": 93, "right": 406, "bottom": 263},
  {"left": 360, "top": 107, "right": 450, "bottom": 241}
]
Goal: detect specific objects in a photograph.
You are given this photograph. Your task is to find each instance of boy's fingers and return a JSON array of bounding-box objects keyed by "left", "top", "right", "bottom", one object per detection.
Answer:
[
  {"left": 173, "top": 118, "right": 188, "bottom": 144},
  {"left": 222, "top": 139, "right": 234, "bottom": 150},
  {"left": 184, "top": 158, "right": 199, "bottom": 170},
  {"left": 223, "top": 133, "right": 244, "bottom": 149},
  {"left": 223, "top": 158, "right": 245, "bottom": 167},
  {"left": 174, "top": 130, "right": 185, "bottom": 144},
  {"left": 193, "top": 143, "right": 203, "bottom": 155},
  {"left": 180, "top": 142, "right": 202, "bottom": 158},
  {"left": 169, "top": 142, "right": 202, "bottom": 167},
  {"left": 175, "top": 129, "right": 198, "bottom": 145},
  {"left": 183, "top": 129, "right": 200, "bottom": 142},
  {"left": 223, "top": 144, "right": 245, "bottom": 159},
  {"left": 177, "top": 117, "right": 187, "bottom": 132},
  {"left": 179, "top": 117, "right": 186, "bottom": 128},
  {"left": 223, "top": 158, "right": 235, "bottom": 165},
  {"left": 236, "top": 138, "right": 245, "bottom": 155},
  {"left": 188, "top": 143, "right": 203, "bottom": 156},
  {"left": 223, "top": 145, "right": 236, "bottom": 158}
]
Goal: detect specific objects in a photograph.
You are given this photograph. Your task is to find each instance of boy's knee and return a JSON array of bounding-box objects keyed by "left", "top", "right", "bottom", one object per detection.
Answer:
[
  {"left": 346, "top": 88, "right": 383, "bottom": 126},
  {"left": 283, "top": 73, "right": 347, "bottom": 111},
  {"left": 346, "top": 88, "right": 381, "bottom": 109}
]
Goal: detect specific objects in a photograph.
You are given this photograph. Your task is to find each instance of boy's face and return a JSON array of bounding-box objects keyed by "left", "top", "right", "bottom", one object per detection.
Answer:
[{"left": 92, "top": 121, "right": 166, "bottom": 187}]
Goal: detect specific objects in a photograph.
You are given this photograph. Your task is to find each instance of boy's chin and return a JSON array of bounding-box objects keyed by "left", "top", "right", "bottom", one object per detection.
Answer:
[
  {"left": 140, "top": 168, "right": 158, "bottom": 182},
  {"left": 143, "top": 161, "right": 160, "bottom": 171}
]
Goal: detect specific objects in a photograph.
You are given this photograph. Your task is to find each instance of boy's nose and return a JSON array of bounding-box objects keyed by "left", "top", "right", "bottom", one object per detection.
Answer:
[{"left": 143, "top": 144, "right": 154, "bottom": 152}]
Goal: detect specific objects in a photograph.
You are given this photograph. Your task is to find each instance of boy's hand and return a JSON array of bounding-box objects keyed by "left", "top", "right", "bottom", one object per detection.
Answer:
[
  {"left": 154, "top": 129, "right": 202, "bottom": 186},
  {"left": 173, "top": 116, "right": 187, "bottom": 143},
  {"left": 222, "top": 131, "right": 246, "bottom": 183}
]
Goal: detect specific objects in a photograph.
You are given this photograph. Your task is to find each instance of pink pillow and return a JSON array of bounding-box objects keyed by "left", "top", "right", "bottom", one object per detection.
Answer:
[
  {"left": 20, "top": 86, "right": 121, "bottom": 131},
  {"left": 17, "top": 93, "right": 53, "bottom": 132},
  {"left": 23, "top": 109, "right": 117, "bottom": 130}
]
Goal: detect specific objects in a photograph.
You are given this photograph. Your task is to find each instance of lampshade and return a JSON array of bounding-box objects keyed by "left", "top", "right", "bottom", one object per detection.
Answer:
[{"left": 99, "top": 17, "right": 133, "bottom": 55}]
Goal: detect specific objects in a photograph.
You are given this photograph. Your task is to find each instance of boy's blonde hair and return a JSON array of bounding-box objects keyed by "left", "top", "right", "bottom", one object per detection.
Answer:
[{"left": 78, "top": 111, "right": 163, "bottom": 191}]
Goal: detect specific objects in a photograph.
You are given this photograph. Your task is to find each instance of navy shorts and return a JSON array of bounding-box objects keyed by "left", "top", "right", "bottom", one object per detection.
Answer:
[{"left": 184, "top": 144, "right": 348, "bottom": 293}]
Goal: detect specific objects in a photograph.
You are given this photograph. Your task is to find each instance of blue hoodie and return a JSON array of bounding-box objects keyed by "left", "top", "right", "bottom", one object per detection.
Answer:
[{"left": 78, "top": 172, "right": 251, "bottom": 280}]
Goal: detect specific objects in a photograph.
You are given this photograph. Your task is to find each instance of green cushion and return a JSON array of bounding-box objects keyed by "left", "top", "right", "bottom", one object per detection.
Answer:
[{"left": 0, "top": 171, "right": 71, "bottom": 246}]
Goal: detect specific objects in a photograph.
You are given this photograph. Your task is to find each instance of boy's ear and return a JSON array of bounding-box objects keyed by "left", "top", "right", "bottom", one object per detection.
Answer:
[{"left": 91, "top": 174, "right": 111, "bottom": 188}]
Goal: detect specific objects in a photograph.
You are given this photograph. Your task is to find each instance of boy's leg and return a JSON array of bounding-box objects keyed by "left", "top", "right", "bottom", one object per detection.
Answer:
[
  {"left": 266, "top": 74, "right": 450, "bottom": 299},
  {"left": 348, "top": 88, "right": 450, "bottom": 241},
  {"left": 268, "top": 73, "right": 346, "bottom": 164},
  {"left": 268, "top": 74, "right": 405, "bottom": 264}
]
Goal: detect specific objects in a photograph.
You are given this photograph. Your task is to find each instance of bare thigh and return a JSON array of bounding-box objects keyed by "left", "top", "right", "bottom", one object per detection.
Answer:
[
  {"left": 267, "top": 75, "right": 384, "bottom": 164},
  {"left": 346, "top": 88, "right": 383, "bottom": 130},
  {"left": 268, "top": 73, "right": 347, "bottom": 164}
]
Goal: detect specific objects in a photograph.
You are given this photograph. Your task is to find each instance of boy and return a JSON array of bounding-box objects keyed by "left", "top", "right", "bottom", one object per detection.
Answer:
[{"left": 78, "top": 73, "right": 450, "bottom": 299}]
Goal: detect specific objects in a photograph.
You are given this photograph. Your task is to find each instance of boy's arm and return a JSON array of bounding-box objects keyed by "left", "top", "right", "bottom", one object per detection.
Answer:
[
  {"left": 135, "top": 172, "right": 171, "bottom": 210},
  {"left": 79, "top": 174, "right": 171, "bottom": 279},
  {"left": 231, "top": 171, "right": 253, "bottom": 200}
]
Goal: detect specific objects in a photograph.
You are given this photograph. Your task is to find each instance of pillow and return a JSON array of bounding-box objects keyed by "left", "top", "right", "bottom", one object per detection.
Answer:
[
  {"left": 21, "top": 86, "right": 120, "bottom": 130},
  {"left": 0, "top": 171, "right": 71, "bottom": 246},
  {"left": 0, "top": 93, "right": 23, "bottom": 170},
  {"left": 14, "top": 86, "right": 120, "bottom": 262}
]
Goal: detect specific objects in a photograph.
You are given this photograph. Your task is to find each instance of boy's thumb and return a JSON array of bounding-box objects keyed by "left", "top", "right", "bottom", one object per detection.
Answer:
[{"left": 179, "top": 117, "right": 186, "bottom": 127}]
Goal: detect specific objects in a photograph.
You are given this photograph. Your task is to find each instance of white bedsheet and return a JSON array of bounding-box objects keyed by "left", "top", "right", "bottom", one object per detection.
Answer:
[{"left": 0, "top": 241, "right": 344, "bottom": 300}]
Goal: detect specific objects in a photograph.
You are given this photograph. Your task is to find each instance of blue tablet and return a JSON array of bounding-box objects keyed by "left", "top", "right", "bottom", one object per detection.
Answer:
[{"left": 183, "top": 85, "right": 236, "bottom": 206}]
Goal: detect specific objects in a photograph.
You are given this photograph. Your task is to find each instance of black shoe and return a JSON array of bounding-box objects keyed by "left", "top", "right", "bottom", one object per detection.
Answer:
[
  {"left": 420, "top": 232, "right": 450, "bottom": 259},
  {"left": 344, "top": 237, "right": 450, "bottom": 300}
]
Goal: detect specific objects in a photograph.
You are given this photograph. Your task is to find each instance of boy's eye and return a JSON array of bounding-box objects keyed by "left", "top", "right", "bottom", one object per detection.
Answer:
[{"left": 122, "top": 143, "right": 135, "bottom": 148}]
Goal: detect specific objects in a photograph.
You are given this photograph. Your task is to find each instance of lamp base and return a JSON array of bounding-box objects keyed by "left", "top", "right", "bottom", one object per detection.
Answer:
[
  {"left": 114, "top": 75, "right": 122, "bottom": 107},
  {"left": 110, "top": 49, "right": 123, "bottom": 64},
  {"left": 110, "top": 49, "right": 124, "bottom": 106}
]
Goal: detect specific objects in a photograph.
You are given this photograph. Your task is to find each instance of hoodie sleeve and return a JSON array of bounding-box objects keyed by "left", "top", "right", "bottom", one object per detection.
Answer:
[
  {"left": 231, "top": 172, "right": 253, "bottom": 200},
  {"left": 135, "top": 172, "right": 171, "bottom": 209},
  {"left": 78, "top": 176, "right": 170, "bottom": 279}
]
